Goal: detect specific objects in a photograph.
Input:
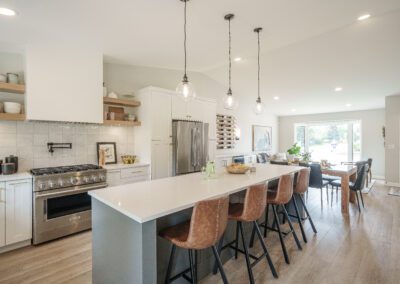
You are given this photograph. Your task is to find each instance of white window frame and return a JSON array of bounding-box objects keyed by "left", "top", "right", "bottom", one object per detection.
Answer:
[{"left": 294, "top": 120, "right": 362, "bottom": 163}]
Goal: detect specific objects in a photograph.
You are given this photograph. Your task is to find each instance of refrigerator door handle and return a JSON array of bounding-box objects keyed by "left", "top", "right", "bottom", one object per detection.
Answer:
[{"left": 190, "top": 128, "right": 195, "bottom": 167}]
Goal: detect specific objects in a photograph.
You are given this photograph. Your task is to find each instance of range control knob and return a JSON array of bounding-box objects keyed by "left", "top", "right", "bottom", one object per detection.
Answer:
[
  {"left": 83, "top": 176, "right": 90, "bottom": 183},
  {"left": 70, "top": 177, "right": 79, "bottom": 185},
  {"left": 48, "top": 180, "right": 55, "bottom": 188},
  {"left": 91, "top": 175, "right": 98, "bottom": 182},
  {"left": 58, "top": 179, "right": 64, "bottom": 187},
  {"left": 38, "top": 182, "right": 46, "bottom": 190},
  {"left": 99, "top": 175, "right": 106, "bottom": 182}
]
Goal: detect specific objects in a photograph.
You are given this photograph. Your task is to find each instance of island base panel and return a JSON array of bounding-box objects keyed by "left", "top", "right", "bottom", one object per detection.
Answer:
[{"left": 92, "top": 199, "right": 157, "bottom": 284}]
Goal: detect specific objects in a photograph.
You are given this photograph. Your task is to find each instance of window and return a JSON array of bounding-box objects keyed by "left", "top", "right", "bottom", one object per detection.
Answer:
[{"left": 294, "top": 120, "right": 361, "bottom": 164}]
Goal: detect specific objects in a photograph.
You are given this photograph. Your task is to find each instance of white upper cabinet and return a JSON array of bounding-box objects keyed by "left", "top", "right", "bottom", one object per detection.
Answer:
[
  {"left": 151, "top": 90, "right": 172, "bottom": 142},
  {"left": 171, "top": 95, "right": 188, "bottom": 120},
  {"left": 25, "top": 44, "right": 103, "bottom": 123}
]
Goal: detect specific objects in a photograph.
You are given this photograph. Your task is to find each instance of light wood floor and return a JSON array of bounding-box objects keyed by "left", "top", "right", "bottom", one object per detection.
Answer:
[{"left": 0, "top": 181, "right": 399, "bottom": 284}]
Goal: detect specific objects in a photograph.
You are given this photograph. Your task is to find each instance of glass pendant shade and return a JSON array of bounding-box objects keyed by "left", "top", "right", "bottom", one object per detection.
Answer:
[
  {"left": 176, "top": 76, "right": 195, "bottom": 102},
  {"left": 222, "top": 92, "right": 238, "bottom": 110},
  {"left": 253, "top": 98, "right": 265, "bottom": 115}
]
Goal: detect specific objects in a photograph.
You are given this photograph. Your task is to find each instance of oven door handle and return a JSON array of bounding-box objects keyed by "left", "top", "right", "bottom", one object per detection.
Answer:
[{"left": 35, "top": 183, "right": 108, "bottom": 199}]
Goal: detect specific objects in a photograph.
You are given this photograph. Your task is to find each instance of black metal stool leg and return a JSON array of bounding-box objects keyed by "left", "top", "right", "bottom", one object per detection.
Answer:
[
  {"left": 249, "top": 222, "right": 256, "bottom": 248},
  {"left": 234, "top": 221, "right": 239, "bottom": 259},
  {"left": 272, "top": 205, "right": 290, "bottom": 264},
  {"left": 293, "top": 195, "right": 307, "bottom": 243},
  {"left": 282, "top": 205, "right": 302, "bottom": 250},
  {"left": 238, "top": 221, "right": 255, "bottom": 284},
  {"left": 355, "top": 191, "right": 361, "bottom": 213},
  {"left": 212, "top": 245, "right": 229, "bottom": 284},
  {"left": 188, "top": 249, "right": 196, "bottom": 284},
  {"left": 213, "top": 236, "right": 224, "bottom": 274},
  {"left": 253, "top": 221, "right": 278, "bottom": 278},
  {"left": 299, "top": 194, "right": 317, "bottom": 234},
  {"left": 359, "top": 191, "right": 365, "bottom": 208},
  {"left": 263, "top": 205, "right": 268, "bottom": 238},
  {"left": 165, "top": 244, "right": 176, "bottom": 284}
]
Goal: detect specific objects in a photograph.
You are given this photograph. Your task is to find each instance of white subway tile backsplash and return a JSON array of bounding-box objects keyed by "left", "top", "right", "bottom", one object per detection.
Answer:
[
  {"left": 33, "top": 134, "right": 49, "bottom": 146},
  {"left": 0, "top": 121, "right": 17, "bottom": 134},
  {"left": 0, "top": 121, "right": 135, "bottom": 171},
  {"left": 33, "top": 122, "right": 49, "bottom": 134}
]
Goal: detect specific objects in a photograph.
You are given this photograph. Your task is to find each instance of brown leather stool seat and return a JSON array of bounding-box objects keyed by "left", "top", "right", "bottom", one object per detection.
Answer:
[
  {"left": 160, "top": 196, "right": 229, "bottom": 284},
  {"left": 214, "top": 184, "right": 278, "bottom": 284},
  {"left": 256, "top": 174, "right": 302, "bottom": 265}
]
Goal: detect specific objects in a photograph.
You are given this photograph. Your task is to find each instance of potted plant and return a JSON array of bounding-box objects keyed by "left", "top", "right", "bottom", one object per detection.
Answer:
[
  {"left": 287, "top": 143, "right": 301, "bottom": 161},
  {"left": 301, "top": 152, "right": 312, "bottom": 162}
]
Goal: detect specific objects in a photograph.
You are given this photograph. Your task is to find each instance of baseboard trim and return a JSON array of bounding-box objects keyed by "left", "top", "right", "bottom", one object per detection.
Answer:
[
  {"left": 0, "top": 239, "right": 31, "bottom": 254},
  {"left": 385, "top": 182, "right": 400, "bottom": 187},
  {"left": 372, "top": 175, "right": 385, "bottom": 180}
]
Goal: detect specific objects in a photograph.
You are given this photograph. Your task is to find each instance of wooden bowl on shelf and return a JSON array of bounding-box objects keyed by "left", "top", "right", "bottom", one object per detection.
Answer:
[{"left": 226, "top": 163, "right": 250, "bottom": 174}]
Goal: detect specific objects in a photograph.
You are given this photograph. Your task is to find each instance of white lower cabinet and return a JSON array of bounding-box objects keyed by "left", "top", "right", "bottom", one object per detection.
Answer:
[
  {"left": 0, "top": 178, "right": 32, "bottom": 251},
  {"left": 105, "top": 165, "right": 151, "bottom": 187},
  {"left": 0, "top": 182, "right": 5, "bottom": 247},
  {"left": 5, "top": 180, "right": 32, "bottom": 245}
]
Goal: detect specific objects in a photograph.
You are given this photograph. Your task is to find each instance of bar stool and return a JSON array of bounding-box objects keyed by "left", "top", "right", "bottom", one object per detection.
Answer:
[
  {"left": 289, "top": 168, "right": 317, "bottom": 243},
  {"left": 258, "top": 174, "right": 302, "bottom": 264},
  {"left": 214, "top": 184, "right": 278, "bottom": 284},
  {"left": 159, "top": 196, "right": 229, "bottom": 284}
]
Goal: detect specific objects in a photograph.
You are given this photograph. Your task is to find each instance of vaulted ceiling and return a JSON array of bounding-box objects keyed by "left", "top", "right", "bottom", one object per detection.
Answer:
[{"left": 1, "top": 0, "right": 400, "bottom": 115}]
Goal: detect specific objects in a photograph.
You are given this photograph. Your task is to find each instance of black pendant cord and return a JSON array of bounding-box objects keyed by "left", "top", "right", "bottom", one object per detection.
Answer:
[
  {"left": 182, "top": 0, "right": 188, "bottom": 81},
  {"left": 254, "top": 27, "right": 262, "bottom": 103},
  {"left": 225, "top": 14, "right": 234, "bottom": 95},
  {"left": 228, "top": 17, "right": 232, "bottom": 95}
]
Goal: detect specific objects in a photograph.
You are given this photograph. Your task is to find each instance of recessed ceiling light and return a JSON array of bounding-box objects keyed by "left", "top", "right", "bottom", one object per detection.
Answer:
[
  {"left": 273, "top": 96, "right": 280, "bottom": 100},
  {"left": 335, "top": 87, "right": 343, "bottom": 92},
  {"left": 291, "top": 108, "right": 296, "bottom": 112},
  {"left": 358, "top": 14, "right": 370, "bottom": 21},
  {"left": 234, "top": 57, "right": 242, "bottom": 62},
  {"left": 345, "top": 103, "right": 352, "bottom": 107},
  {"left": 0, "top": 7, "right": 16, "bottom": 16}
]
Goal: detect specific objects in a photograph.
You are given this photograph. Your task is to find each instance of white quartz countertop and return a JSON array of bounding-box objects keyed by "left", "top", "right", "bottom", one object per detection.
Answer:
[
  {"left": 0, "top": 172, "right": 32, "bottom": 182},
  {"left": 89, "top": 164, "right": 303, "bottom": 223},
  {"left": 102, "top": 163, "right": 150, "bottom": 171}
]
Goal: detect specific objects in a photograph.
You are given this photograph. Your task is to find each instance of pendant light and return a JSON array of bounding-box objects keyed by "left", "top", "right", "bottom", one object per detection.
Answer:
[
  {"left": 176, "top": 0, "right": 195, "bottom": 101},
  {"left": 253, "top": 27, "right": 265, "bottom": 115},
  {"left": 222, "top": 14, "right": 238, "bottom": 110}
]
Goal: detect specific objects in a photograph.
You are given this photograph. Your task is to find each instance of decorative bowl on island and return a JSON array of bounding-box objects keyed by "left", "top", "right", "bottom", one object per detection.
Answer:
[{"left": 226, "top": 163, "right": 250, "bottom": 174}]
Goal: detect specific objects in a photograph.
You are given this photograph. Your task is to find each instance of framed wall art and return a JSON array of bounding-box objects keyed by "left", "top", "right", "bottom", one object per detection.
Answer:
[{"left": 252, "top": 125, "right": 272, "bottom": 152}]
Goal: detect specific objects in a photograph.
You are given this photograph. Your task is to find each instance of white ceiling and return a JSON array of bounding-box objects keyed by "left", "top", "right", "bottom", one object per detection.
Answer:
[{"left": 1, "top": 0, "right": 400, "bottom": 115}]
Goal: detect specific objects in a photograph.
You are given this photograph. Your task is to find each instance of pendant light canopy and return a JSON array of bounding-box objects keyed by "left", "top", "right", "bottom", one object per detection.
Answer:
[
  {"left": 176, "top": 0, "right": 195, "bottom": 101},
  {"left": 253, "top": 27, "right": 265, "bottom": 115},
  {"left": 222, "top": 14, "right": 238, "bottom": 110}
]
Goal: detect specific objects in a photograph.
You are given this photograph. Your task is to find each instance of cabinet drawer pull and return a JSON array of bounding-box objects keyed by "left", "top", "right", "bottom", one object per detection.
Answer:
[
  {"left": 7, "top": 181, "right": 28, "bottom": 186},
  {"left": 130, "top": 171, "right": 143, "bottom": 174}
]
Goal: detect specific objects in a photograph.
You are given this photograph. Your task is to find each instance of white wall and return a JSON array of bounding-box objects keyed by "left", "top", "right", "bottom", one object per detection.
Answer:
[
  {"left": 385, "top": 94, "right": 400, "bottom": 184},
  {"left": 279, "top": 109, "right": 385, "bottom": 178},
  {"left": 104, "top": 63, "right": 279, "bottom": 156}
]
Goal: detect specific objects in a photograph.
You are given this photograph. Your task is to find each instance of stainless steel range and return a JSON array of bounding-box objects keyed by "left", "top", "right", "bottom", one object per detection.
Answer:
[{"left": 31, "top": 164, "right": 107, "bottom": 244}]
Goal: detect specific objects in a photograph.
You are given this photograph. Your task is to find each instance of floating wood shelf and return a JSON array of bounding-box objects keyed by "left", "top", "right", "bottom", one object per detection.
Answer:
[
  {"left": 0, "top": 113, "right": 26, "bottom": 121},
  {"left": 103, "top": 97, "right": 140, "bottom": 107},
  {"left": 0, "top": 82, "right": 25, "bottom": 94},
  {"left": 103, "top": 120, "right": 141, "bottom": 126}
]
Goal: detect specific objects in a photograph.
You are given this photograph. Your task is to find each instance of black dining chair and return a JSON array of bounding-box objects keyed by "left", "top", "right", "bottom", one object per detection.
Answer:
[
  {"left": 331, "top": 164, "right": 368, "bottom": 212},
  {"left": 309, "top": 163, "right": 330, "bottom": 193}
]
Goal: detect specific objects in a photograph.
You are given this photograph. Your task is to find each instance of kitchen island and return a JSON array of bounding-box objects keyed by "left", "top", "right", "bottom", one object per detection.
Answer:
[{"left": 89, "top": 164, "right": 303, "bottom": 284}]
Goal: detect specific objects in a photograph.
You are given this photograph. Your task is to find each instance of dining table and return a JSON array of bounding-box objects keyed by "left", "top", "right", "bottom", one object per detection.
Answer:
[{"left": 322, "top": 165, "right": 357, "bottom": 214}]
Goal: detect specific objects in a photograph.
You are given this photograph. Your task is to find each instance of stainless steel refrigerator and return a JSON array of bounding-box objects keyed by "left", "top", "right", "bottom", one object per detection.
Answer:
[{"left": 172, "top": 120, "right": 209, "bottom": 176}]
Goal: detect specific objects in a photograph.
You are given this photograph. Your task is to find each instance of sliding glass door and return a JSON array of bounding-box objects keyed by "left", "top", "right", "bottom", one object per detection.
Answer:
[{"left": 295, "top": 120, "right": 361, "bottom": 164}]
